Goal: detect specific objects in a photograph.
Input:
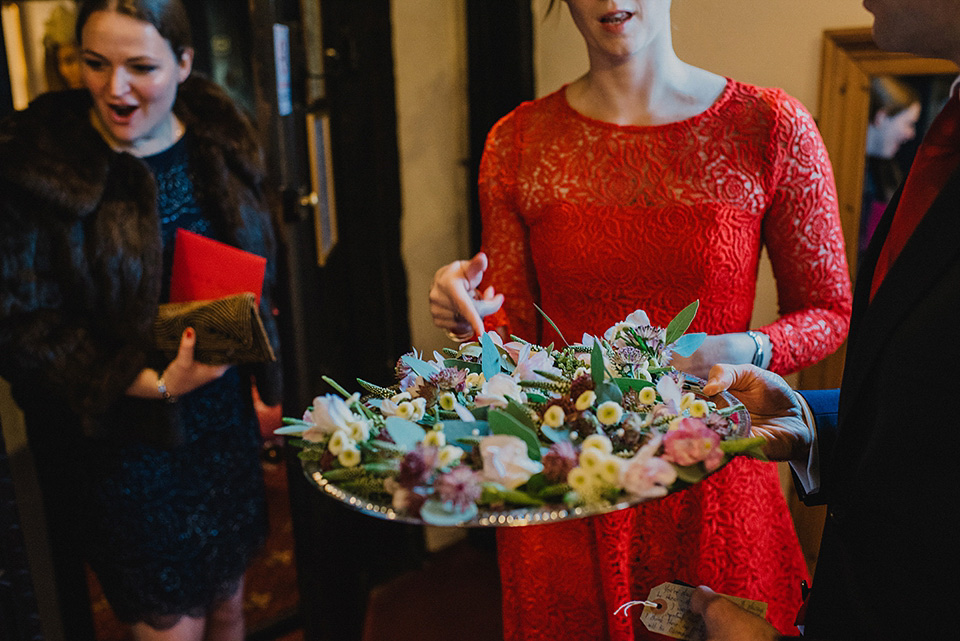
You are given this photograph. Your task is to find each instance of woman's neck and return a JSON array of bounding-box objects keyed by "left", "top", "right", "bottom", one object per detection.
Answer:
[{"left": 566, "top": 51, "right": 726, "bottom": 127}]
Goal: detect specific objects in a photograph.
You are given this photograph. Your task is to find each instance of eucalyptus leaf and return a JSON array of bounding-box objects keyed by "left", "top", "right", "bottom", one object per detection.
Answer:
[
  {"left": 665, "top": 300, "right": 700, "bottom": 345},
  {"left": 419, "top": 499, "right": 478, "bottom": 526},
  {"left": 540, "top": 425, "right": 571, "bottom": 444},
  {"left": 481, "top": 332, "right": 502, "bottom": 381},
  {"left": 595, "top": 380, "right": 624, "bottom": 405},
  {"left": 384, "top": 417, "right": 426, "bottom": 451},
  {"left": 671, "top": 332, "right": 707, "bottom": 358},
  {"left": 441, "top": 420, "right": 490, "bottom": 444},
  {"left": 274, "top": 424, "right": 308, "bottom": 435},
  {"left": 401, "top": 354, "right": 440, "bottom": 378},
  {"left": 488, "top": 408, "right": 542, "bottom": 461}
]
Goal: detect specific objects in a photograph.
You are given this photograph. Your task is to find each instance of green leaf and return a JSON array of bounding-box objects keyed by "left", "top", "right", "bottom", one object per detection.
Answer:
[
  {"left": 444, "top": 358, "right": 482, "bottom": 373},
  {"left": 401, "top": 354, "right": 440, "bottom": 379},
  {"left": 282, "top": 417, "right": 312, "bottom": 426},
  {"left": 321, "top": 375, "right": 353, "bottom": 399},
  {"left": 612, "top": 377, "right": 656, "bottom": 394},
  {"left": 537, "top": 483, "right": 571, "bottom": 501},
  {"left": 384, "top": 417, "right": 426, "bottom": 451},
  {"left": 523, "top": 473, "right": 548, "bottom": 495},
  {"left": 665, "top": 300, "right": 700, "bottom": 345},
  {"left": 720, "top": 437, "right": 768, "bottom": 460},
  {"left": 505, "top": 397, "right": 538, "bottom": 431},
  {"left": 488, "top": 408, "right": 542, "bottom": 461},
  {"left": 499, "top": 489, "right": 544, "bottom": 507},
  {"left": 591, "top": 342, "right": 605, "bottom": 386},
  {"left": 672, "top": 462, "right": 707, "bottom": 485},
  {"left": 534, "top": 303, "right": 569, "bottom": 346},
  {"left": 671, "top": 332, "right": 707, "bottom": 358},
  {"left": 321, "top": 467, "right": 368, "bottom": 482},
  {"left": 481, "top": 332, "right": 501, "bottom": 381}
]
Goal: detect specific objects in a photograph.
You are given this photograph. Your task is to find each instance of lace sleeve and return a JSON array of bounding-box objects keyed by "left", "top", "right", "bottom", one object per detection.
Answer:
[
  {"left": 478, "top": 111, "right": 541, "bottom": 342},
  {"left": 759, "top": 94, "right": 852, "bottom": 374}
]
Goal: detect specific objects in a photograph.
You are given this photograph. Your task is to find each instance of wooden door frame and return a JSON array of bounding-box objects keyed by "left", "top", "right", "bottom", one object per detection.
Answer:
[{"left": 797, "top": 28, "right": 958, "bottom": 392}]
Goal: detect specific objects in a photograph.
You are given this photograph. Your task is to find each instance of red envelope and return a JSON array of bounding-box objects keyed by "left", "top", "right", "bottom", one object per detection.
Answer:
[{"left": 169, "top": 229, "right": 266, "bottom": 305}]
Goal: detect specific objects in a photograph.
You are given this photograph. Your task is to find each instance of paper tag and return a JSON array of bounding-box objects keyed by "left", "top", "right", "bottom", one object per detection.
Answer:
[{"left": 620, "top": 581, "right": 768, "bottom": 641}]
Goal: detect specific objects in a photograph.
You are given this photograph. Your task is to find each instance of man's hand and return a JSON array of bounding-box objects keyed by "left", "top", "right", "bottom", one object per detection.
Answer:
[
  {"left": 428, "top": 251, "right": 504, "bottom": 341},
  {"left": 690, "top": 586, "right": 780, "bottom": 641},
  {"left": 702, "top": 364, "right": 813, "bottom": 462}
]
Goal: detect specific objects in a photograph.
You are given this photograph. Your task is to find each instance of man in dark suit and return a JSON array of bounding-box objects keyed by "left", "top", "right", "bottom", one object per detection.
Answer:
[{"left": 690, "top": 1, "right": 960, "bottom": 639}]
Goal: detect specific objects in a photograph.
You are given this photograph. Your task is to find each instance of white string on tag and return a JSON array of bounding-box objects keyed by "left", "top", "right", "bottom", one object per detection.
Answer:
[{"left": 613, "top": 600, "right": 662, "bottom": 616}]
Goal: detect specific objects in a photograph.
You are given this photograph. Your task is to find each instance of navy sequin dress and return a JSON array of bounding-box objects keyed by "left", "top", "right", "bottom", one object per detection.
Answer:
[{"left": 81, "top": 136, "right": 268, "bottom": 628}]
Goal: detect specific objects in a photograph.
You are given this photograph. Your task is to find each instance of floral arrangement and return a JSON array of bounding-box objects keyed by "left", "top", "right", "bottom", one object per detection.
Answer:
[{"left": 278, "top": 302, "right": 764, "bottom": 526}]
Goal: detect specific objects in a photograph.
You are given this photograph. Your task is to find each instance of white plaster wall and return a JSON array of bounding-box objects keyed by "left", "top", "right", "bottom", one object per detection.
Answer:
[{"left": 391, "top": 0, "right": 471, "bottom": 357}]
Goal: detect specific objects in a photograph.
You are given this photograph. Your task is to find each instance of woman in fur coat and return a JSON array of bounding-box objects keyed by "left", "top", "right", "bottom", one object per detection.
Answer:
[{"left": 0, "top": 1, "right": 282, "bottom": 639}]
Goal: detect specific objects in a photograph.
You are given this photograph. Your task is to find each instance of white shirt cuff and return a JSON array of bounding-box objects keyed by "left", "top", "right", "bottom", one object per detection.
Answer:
[{"left": 788, "top": 392, "right": 820, "bottom": 495}]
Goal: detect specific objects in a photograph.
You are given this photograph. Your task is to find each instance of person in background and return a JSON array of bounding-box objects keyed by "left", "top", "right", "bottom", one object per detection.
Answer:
[
  {"left": 42, "top": 2, "right": 85, "bottom": 91},
  {"left": 0, "top": 1, "right": 282, "bottom": 639},
  {"left": 429, "top": 0, "right": 852, "bottom": 638},
  {"left": 860, "top": 75, "right": 921, "bottom": 251},
  {"left": 693, "top": 0, "right": 960, "bottom": 638}
]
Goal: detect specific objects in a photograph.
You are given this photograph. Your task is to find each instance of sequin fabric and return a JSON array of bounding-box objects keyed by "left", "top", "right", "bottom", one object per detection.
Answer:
[
  {"left": 81, "top": 137, "right": 267, "bottom": 628},
  {"left": 480, "top": 80, "right": 851, "bottom": 640}
]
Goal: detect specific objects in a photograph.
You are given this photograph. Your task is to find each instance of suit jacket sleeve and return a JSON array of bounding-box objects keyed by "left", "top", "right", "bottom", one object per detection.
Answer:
[{"left": 793, "top": 388, "right": 840, "bottom": 506}]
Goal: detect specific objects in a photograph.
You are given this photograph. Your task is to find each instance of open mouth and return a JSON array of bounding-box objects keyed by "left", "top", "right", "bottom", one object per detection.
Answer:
[
  {"left": 599, "top": 11, "right": 634, "bottom": 25},
  {"left": 109, "top": 104, "right": 137, "bottom": 118}
]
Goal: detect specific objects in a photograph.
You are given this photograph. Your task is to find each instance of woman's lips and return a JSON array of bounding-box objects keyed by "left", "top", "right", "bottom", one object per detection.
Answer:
[
  {"left": 106, "top": 103, "right": 137, "bottom": 124},
  {"left": 599, "top": 11, "right": 633, "bottom": 25}
]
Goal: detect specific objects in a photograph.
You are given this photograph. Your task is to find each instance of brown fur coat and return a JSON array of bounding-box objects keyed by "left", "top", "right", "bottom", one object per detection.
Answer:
[{"left": 0, "top": 75, "right": 282, "bottom": 445}]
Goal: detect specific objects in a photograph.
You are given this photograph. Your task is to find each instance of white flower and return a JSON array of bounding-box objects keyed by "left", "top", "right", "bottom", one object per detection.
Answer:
[
  {"left": 474, "top": 373, "right": 527, "bottom": 409},
  {"left": 575, "top": 390, "right": 597, "bottom": 411},
  {"left": 395, "top": 398, "right": 427, "bottom": 421},
  {"left": 567, "top": 467, "right": 594, "bottom": 495},
  {"left": 338, "top": 445, "right": 361, "bottom": 467},
  {"left": 542, "top": 405, "right": 566, "bottom": 428},
  {"left": 465, "top": 372, "right": 485, "bottom": 389},
  {"left": 512, "top": 344, "right": 561, "bottom": 382},
  {"left": 688, "top": 398, "right": 709, "bottom": 418},
  {"left": 596, "top": 401, "right": 624, "bottom": 426},
  {"left": 638, "top": 387, "right": 658, "bottom": 405},
  {"left": 597, "top": 455, "right": 623, "bottom": 486},
  {"left": 479, "top": 434, "right": 543, "bottom": 489},
  {"left": 349, "top": 421, "right": 370, "bottom": 442},
  {"left": 327, "top": 430, "right": 354, "bottom": 456},
  {"left": 423, "top": 428, "right": 446, "bottom": 447},
  {"left": 306, "top": 393, "right": 368, "bottom": 442},
  {"left": 437, "top": 445, "right": 464, "bottom": 468},
  {"left": 603, "top": 309, "right": 651, "bottom": 346},
  {"left": 438, "top": 392, "right": 457, "bottom": 411},
  {"left": 579, "top": 447, "right": 604, "bottom": 471},
  {"left": 582, "top": 433, "right": 613, "bottom": 454}
]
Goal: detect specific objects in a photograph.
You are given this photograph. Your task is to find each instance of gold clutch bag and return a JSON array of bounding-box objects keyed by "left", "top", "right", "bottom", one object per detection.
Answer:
[{"left": 154, "top": 292, "right": 276, "bottom": 365}]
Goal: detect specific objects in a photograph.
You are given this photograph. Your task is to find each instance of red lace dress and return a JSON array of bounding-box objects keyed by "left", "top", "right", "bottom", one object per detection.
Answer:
[{"left": 479, "top": 79, "right": 852, "bottom": 640}]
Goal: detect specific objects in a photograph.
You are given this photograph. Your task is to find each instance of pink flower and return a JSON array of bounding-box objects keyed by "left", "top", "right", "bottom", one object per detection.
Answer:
[
  {"left": 435, "top": 465, "right": 483, "bottom": 510},
  {"left": 662, "top": 418, "right": 724, "bottom": 471},
  {"left": 619, "top": 434, "right": 678, "bottom": 498},
  {"left": 542, "top": 441, "right": 578, "bottom": 483},
  {"left": 397, "top": 445, "right": 438, "bottom": 487}
]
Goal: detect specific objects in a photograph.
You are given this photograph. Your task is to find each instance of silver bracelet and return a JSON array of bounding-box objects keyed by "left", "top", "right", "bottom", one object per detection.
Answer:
[
  {"left": 157, "top": 376, "right": 177, "bottom": 404},
  {"left": 746, "top": 330, "right": 765, "bottom": 368}
]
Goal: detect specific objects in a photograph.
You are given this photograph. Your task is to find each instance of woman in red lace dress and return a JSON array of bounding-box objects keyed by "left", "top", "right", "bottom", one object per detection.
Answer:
[{"left": 430, "top": 2, "right": 851, "bottom": 639}]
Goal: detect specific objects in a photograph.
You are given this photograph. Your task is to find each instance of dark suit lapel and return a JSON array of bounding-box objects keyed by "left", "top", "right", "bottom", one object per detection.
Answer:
[{"left": 840, "top": 166, "right": 960, "bottom": 422}]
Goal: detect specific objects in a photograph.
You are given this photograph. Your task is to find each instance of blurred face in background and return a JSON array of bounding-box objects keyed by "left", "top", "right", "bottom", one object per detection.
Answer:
[
  {"left": 870, "top": 102, "right": 921, "bottom": 158},
  {"left": 80, "top": 10, "right": 192, "bottom": 156},
  {"left": 56, "top": 42, "right": 84, "bottom": 89}
]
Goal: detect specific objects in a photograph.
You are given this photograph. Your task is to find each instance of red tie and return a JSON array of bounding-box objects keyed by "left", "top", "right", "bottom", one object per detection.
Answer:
[{"left": 870, "top": 92, "right": 960, "bottom": 300}]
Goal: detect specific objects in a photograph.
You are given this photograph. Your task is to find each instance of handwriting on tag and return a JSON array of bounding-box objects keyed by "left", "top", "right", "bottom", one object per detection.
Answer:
[{"left": 626, "top": 582, "right": 768, "bottom": 641}]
